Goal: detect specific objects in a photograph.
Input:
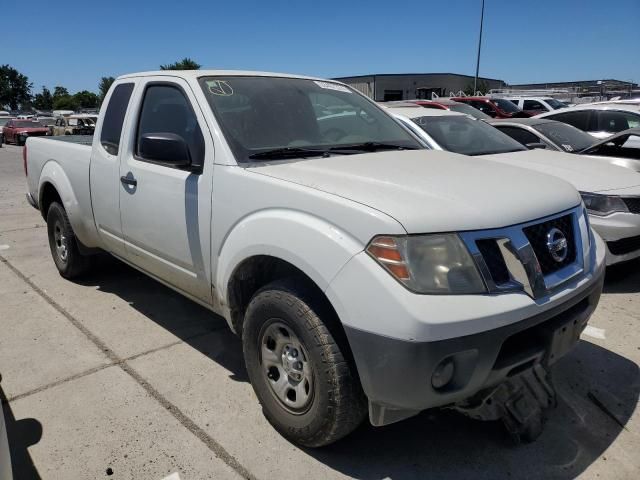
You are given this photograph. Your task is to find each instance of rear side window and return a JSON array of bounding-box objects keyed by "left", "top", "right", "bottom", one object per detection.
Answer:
[
  {"left": 100, "top": 83, "right": 134, "bottom": 155},
  {"left": 546, "top": 111, "right": 590, "bottom": 131}
]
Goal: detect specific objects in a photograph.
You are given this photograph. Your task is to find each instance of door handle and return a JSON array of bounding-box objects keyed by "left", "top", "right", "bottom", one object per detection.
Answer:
[{"left": 120, "top": 175, "right": 137, "bottom": 187}]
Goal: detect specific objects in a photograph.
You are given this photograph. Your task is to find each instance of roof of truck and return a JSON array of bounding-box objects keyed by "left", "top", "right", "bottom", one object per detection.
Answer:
[{"left": 117, "top": 70, "right": 330, "bottom": 82}]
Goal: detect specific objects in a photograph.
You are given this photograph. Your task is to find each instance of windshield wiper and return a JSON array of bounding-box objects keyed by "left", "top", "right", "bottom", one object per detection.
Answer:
[
  {"left": 328, "top": 142, "right": 417, "bottom": 153},
  {"left": 248, "top": 147, "right": 330, "bottom": 160}
]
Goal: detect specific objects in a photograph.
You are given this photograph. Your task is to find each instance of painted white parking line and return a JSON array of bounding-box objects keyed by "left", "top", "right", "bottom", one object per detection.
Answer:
[
  {"left": 582, "top": 325, "right": 606, "bottom": 340},
  {"left": 161, "top": 473, "right": 181, "bottom": 480},
  {"left": 0, "top": 244, "right": 10, "bottom": 251}
]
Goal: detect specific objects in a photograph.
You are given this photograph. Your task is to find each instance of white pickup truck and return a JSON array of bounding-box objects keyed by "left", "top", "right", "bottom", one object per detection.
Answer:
[{"left": 25, "top": 70, "right": 605, "bottom": 446}]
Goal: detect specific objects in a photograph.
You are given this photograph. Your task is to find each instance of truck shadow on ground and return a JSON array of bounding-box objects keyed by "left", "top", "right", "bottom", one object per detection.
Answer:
[
  {"left": 76, "top": 256, "right": 248, "bottom": 382},
  {"left": 1, "top": 384, "right": 43, "bottom": 480},
  {"left": 80, "top": 257, "right": 639, "bottom": 480}
]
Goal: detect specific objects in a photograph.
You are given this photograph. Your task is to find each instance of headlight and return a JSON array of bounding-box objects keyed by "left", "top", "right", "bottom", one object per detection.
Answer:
[
  {"left": 580, "top": 192, "right": 628, "bottom": 216},
  {"left": 366, "top": 234, "right": 486, "bottom": 294}
]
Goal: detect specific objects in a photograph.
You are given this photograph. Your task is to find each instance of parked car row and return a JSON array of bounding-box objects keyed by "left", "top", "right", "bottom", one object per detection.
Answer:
[{"left": 0, "top": 114, "right": 96, "bottom": 146}]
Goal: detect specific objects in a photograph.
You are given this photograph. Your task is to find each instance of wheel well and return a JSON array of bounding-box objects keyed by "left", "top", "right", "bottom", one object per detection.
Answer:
[
  {"left": 39, "top": 182, "right": 62, "bottom": 220},
  {"left": 227, "top": 255, "right": 351, "bottom": 354}
]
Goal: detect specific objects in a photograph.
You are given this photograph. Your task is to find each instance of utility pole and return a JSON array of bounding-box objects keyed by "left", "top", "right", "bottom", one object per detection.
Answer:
[{"left": 474, "top": 0, "right": 485, "bottom": 93}]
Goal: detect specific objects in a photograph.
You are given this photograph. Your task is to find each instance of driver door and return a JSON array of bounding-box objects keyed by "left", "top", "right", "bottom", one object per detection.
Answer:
[{"left": 118, "top": 77, "right": 214, "bottom": 304}]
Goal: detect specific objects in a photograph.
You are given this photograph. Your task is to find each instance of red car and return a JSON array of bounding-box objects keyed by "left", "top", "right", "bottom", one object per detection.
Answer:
[
  {"left": 450, "top": 96, "right": 531, "bottom": 119},
  {"left": 407, "top": 99, "right": 492, "bottom": 120},
  {"left": 2, "top": 119, "right": 50, "bottom": 146}
]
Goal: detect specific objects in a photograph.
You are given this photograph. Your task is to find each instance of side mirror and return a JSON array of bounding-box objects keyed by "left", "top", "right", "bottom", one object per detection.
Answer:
[
  {"left": 525, "top": 142, "right": 547, "bottom": 150},
  {"left": 138, "top": 132, "right": 191, "bottom": 167}
]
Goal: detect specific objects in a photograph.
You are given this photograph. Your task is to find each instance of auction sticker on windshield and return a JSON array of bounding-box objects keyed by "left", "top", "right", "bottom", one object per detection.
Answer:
[
  {"left": 206, "top": 80, "right": 234, "bottom": 96},
  {"left": 314, "top": 81, "right": 351, "bottom": 93}
]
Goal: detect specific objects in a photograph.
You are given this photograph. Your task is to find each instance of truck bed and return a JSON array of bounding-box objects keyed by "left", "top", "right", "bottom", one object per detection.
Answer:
[
  {"left": 25, "top": 135, "right": 98, "bottom": 248},
  {"left": 44, "top": 135, "right": 94, "bottom": 146}
]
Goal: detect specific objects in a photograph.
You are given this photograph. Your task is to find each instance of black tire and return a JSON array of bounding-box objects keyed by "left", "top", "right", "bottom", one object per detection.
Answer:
[
  {"left": 46, "top": 202, "right": 90, "bottom": 278},
  {"left": 15, "top": 135, "right": 24, "bottom": 146},
  {"left": 243, "top": 279, "right": 367, "bottom": 447}
]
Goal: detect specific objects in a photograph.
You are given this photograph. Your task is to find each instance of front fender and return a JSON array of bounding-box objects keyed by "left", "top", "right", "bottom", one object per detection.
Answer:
[
  {"left": 39, "top": 160, "right": 100, "bottom": 248},
  {"left": 215, "top": 208, "right": 368, "bottom": 323}
]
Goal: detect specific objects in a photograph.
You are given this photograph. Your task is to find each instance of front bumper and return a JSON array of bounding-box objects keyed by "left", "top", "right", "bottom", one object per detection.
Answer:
[
  {"left": 589, "top": 212, "right": 640, "bottom": 265},
  {"left": 346, "top": 272, "right": 603, "bottom": 425}
]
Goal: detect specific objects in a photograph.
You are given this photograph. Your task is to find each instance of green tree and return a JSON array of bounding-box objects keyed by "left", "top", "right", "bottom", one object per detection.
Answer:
[
  {"left": 33, "top": 86, "right": 54, "bottom": 110},
  {"left": 98, "top": 76, "right": 115, "bottom": 101},
  {"left": 73, "top": 90, "right": 99, "bottom": 109},
  {"left": 0, "top": 64, "right": 32, "bottom": 110},
  {"left": 51, "top": 85, "right": 76, "bottom": 111},
  {"left": 53, "top": 86, "right": 69, "bottom": 100},
  {"left": 160, "top": 57, "right": 201, "bottom": 70},
  {"left": 53, "top": 95, "right": 80, "bottom": 111}
]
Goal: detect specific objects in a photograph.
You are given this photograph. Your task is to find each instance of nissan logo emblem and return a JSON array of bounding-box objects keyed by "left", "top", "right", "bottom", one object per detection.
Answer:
[{"left": 546, "top": 228, "right": 568, "bottom": 263}]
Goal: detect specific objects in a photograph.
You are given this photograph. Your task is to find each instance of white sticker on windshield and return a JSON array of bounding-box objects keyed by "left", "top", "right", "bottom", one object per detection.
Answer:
[
  {"left": 206, "top": 80, "right": 234, "bottom": 96},
  {"left": 314, "top": 81, "right": 351, "bottom": 93},
  {"left": 562, "top": 144, "right": 574, "bottom": 152}
]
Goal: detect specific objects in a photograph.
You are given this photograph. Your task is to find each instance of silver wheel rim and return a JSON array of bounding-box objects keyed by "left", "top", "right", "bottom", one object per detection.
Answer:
[
  {"left": 53, "top": 221, "right": 68, "bottom": 262},
  {"left": 260, "top": 321, "right": 314, "bottom": 413}
]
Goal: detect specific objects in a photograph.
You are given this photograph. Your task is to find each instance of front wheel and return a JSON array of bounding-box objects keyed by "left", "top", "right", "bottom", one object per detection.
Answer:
[
  {"left": 46, "top": 202, "right": 90, "bottom": 278},
  {"left": 243, "top": 280, "right": 367, "bottom": 447}
]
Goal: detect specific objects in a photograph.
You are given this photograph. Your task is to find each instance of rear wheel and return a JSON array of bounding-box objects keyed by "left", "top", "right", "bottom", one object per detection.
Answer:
[
  {"left": 15, "top": 135, "right": 24, "bottom": 146},
  {"left": 46, "top": 202, "right": 90, "bottom": 278},
  {"left": 243, "top": 279, "right": 367, "bottom": 447}
]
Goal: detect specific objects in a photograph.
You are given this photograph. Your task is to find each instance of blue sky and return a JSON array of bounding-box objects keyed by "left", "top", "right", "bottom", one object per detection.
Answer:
[{"left": 5, "top": 0, "right": 639, "bottom": 94}]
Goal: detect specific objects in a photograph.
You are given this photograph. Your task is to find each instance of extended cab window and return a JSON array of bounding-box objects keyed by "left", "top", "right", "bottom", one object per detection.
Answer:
[
  {"left": 135, "top": 84, "right": 205, "bottom": 167},
  {"left": 100, "top": 83, "right": 134, "bottom": 155}
]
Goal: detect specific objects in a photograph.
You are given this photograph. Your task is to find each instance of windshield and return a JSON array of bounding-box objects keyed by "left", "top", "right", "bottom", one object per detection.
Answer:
[
  {"left": 533, "top": 122, "right": 594, "bottom": 152},
  {"left": 14, "top": 120, "right": 43, "bottom": 127},
  {"left": 411, "top": 115, "right": 526, "bottom": 155},
  {"left": 199, "top": 76, "right": 421, "bottom": 161},
  {"left": 0, "top": 118, "right": 12, "bottom": 126},
  {"left": 546, "top": 99, "right": 569, "bottom": 109},
  {"left": 447, "top": 103, "right": 491, "bottom": 120},
  {"left": 493, "top": 98, "right": 522, "bottom": 113}
]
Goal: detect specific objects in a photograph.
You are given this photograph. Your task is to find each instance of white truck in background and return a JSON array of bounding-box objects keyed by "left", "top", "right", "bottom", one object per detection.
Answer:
[{"left": 24, "top": 70, "right": 605, "bottom": 446}]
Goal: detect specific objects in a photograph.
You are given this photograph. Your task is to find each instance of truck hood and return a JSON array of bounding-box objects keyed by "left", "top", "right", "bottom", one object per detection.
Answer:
[
  {"left": 483, "top": 149, "right": 640, "bottom": 194},
  {"left": 248, "top": 149, "right": 581, "bottom": 233}
]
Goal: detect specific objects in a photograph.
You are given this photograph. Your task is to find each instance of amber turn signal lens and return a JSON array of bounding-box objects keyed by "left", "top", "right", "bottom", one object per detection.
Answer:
[{"left": 366, "top": 236, "right": 410, "bottom": 280}]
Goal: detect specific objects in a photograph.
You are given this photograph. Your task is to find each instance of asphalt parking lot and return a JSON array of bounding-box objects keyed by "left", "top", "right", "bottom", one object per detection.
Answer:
[{"left": 1, "top": 143, "right": 639, "bottom": 479}]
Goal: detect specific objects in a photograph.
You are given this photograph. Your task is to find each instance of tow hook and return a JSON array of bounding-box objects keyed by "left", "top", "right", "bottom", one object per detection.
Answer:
[{"left": 451, "top": 364, "right": 557, "bottom": 443}]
